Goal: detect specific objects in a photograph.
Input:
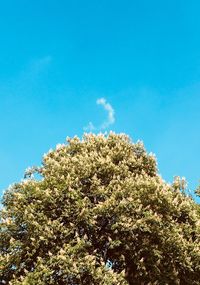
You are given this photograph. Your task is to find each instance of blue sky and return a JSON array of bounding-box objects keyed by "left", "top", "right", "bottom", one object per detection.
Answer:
[{"left": 0, "top": 0, "right": 200, "bottom": 201}]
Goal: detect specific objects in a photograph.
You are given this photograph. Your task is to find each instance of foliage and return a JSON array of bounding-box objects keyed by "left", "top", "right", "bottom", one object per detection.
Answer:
[{"left": 1, "top": 133, "right": 200, "bottom": 284}]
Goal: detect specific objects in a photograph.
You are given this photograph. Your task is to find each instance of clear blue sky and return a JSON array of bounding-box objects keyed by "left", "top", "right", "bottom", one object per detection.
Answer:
[{"left": 0, "top": 0, "right": 200, "bottom": 201}]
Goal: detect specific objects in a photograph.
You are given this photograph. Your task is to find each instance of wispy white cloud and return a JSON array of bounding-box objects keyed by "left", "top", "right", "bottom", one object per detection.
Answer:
[
  {"left": 83, "top": 121, "right": 96, "bottom": 132},
  {"left": 29, "top": 56, "right": 52, "bottom": 75},
  {"left": 84, "top": 97, "right": 115, "bottom": 132},
  {"left": 17, "top": 56, "right": 52, "bottom": 84},
  {"left": 96, "top": 97, "right": 115, "bottom": 129},
  {"left": 0, "top": 55, "right": 53, "bottom": 108},
  {"left": 1, "top": 56, "right": 53, "bottom": 91}
]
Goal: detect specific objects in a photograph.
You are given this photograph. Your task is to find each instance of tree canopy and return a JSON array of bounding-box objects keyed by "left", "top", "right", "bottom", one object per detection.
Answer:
[{"left": 1, "top": 133, "right": 200, "bottom": 284}]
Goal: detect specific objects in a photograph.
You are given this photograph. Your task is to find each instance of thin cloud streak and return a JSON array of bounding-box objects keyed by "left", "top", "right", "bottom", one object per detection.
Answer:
[
  {"left": 83, "top": 121, "right": 96, "bottom": 132},
  {"left": 84, "top": 97, "right": 115, "bottom": 132},
  {"left": 96, "top": 97, "right": 115, "bottom": 129}
]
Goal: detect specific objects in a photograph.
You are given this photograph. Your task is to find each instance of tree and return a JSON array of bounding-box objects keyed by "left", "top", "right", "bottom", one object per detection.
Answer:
[{"left": 0, "top": 133, "right": 200, "bottom": 285}]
